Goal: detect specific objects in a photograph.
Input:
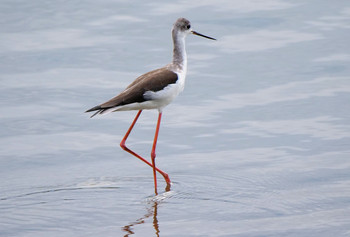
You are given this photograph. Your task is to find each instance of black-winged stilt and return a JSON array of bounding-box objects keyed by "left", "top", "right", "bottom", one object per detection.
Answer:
[{"left": 86, "top": 18, "right": 216, "bottom": 194}]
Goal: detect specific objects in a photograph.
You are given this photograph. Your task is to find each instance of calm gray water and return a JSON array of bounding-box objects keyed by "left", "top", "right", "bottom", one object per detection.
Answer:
[{"left": 1, "top": 0, "right": 350, "bottom": 236}]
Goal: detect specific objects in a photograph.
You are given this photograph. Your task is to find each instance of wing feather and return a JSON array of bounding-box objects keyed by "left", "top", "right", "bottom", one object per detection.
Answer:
[{"left": 85, "top": 68, "right": 178, "bottom": 116}]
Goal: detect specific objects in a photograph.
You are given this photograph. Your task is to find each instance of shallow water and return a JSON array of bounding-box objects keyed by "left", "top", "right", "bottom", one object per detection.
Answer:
[{"left": 1, "top": 0, "right": 350, "bottom": 236}]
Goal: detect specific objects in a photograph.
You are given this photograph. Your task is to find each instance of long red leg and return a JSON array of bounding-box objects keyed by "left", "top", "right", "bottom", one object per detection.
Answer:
[
  {"left": 120, "top": 110, "right": 171, "bottom": 192},
  {"left": 150, "top": 112, "right": 162, "bottom": 195}
]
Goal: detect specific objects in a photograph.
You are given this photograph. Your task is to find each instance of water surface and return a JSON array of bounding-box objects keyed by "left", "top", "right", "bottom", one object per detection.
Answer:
[{"left": 1, "top": 0, "right": 350, "bottom": 236}]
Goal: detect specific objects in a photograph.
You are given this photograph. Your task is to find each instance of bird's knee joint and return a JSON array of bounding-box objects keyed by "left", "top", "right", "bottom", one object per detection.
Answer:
[
  {"left": 151, "top": 151, "right": 156, "bottom": 159},
  {"left": 120, "top": 141, "right": 127, "bottom": 150}
]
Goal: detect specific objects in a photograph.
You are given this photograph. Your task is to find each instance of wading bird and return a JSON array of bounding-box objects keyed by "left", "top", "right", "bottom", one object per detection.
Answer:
[{"left": 86, "top": 18, "right": 216, "bottom": 194}]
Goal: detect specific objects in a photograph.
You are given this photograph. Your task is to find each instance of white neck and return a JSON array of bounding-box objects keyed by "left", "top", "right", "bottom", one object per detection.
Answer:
[{"left": 172, "top": 31, "right": 187, "bottom": 71}]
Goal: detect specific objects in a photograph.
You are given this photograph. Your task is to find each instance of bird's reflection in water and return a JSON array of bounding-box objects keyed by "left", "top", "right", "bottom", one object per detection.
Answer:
[{"left": 122, "top": 199, "right": 160, "bottom": 236}]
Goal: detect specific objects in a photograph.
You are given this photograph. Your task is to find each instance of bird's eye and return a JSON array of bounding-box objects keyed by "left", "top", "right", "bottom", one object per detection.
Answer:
[{"left": 186, "top": 24, "right": 191, "bottom": 29}]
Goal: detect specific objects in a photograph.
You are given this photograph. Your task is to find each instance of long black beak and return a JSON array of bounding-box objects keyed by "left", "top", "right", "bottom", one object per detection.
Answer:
[{"left": 191, "top": 30, "right": 216, "bottom": 40}]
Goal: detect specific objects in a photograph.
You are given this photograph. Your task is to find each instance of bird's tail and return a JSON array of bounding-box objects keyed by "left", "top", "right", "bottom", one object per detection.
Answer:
[
  {"left": 85, "top": 105, "right": 103, "bottom": 118},
  {"left": 85, "top": 105, "right": 116, "bottom": 118}
]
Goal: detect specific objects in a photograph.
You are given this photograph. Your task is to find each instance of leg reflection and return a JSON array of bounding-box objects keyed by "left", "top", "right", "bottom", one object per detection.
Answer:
[
  {"left": 153, "top": 201, "right": 159, "bottom": 237},
  {"left": 122, "top": 200, "right": 160, "bottom": 237}
]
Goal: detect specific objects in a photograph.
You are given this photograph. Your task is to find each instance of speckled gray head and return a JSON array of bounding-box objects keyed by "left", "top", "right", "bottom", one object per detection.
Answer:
[
  {"left": 172, "top": 18, "right": 216, "bottom": 40},
  {"left": 173, "top": 18, "right": 191, "bottom": 32}
]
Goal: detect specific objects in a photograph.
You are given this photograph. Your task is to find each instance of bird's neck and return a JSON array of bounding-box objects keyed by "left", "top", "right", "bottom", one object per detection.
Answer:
[{"left": 172, "top": 32, "right": 187, "bottom": 71}]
